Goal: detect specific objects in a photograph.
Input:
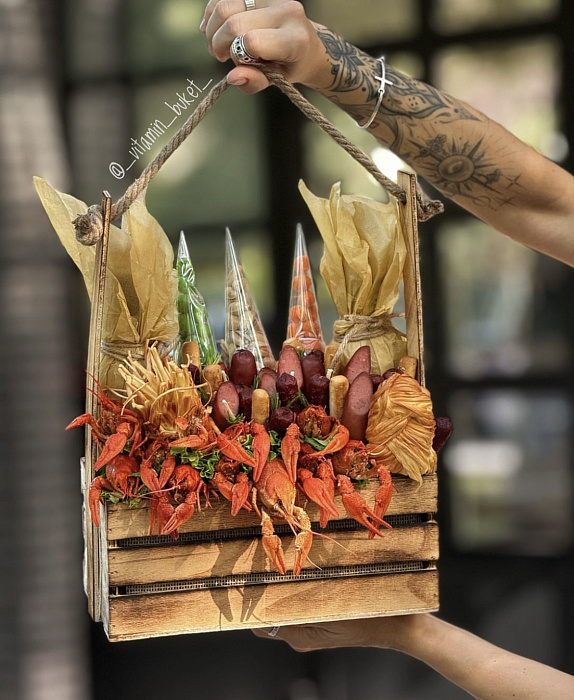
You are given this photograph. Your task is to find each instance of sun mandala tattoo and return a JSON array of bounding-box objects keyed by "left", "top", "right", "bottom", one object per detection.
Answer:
[{"left": 410, "top": 133, "right": 522, "bottom": 208}]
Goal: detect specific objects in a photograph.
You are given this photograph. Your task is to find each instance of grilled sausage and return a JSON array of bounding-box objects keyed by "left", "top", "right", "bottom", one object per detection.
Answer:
[
  {"left": 342, "top": 345, "right": 371, "bottom": 386},
  {"left": 277, "top": 345, "right": 304, "bottom": 389},
  {"left": 341, "top": 371, "right": 373, "bottom": 441},
  {"left": 230, "top": 349, "right": 258, "bottom": 388},
  {"left": 212, "top": 381, "right": 240, "bottom": 431}
]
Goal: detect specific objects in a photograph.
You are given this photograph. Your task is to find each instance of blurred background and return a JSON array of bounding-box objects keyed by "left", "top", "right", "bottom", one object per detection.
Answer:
[{"left": 1, "top": 0, "right": 574, "bottom": 698}]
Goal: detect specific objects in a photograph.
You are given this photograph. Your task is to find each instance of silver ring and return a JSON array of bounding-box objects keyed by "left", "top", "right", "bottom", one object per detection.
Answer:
[
  {"left": 244, "top": 0, "right": 256, "bottom": 9},
  {"left": 231, "top": 35, "right": 258, "bottom": 65},
  {"left": 268, "top": 626, "right": 280, "bottom": 637}
]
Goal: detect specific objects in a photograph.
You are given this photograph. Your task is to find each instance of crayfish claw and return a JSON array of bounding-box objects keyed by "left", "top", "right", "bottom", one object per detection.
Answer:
[
  {"left": 66, "top": 413, "right": 93, "bottom": 430},
  {"left": 88, "top": 476, "right": 110, "bottom": 527},
  {"left": 337, "top": 474, "right": 390, "bottom": 538},
  {"left": 162, "top": 493, "right": 197, "bottom": 537},
  {"left": 93, "top": 422, "right": 132, "bottom": 470},
  {"left": 290, "top": 506, "right": 313, "bottom": 575},
  {"left": 292, "top": 529, "right": 313, "bottom": 576},
  {"left": 231, "top": 473, "right": 251, "bottom": 516},
  {"left": 369, "top": 466, "right": 394, "bottom": 540},
  {"left": 261, "top": 510, "right": 287, "bottom": 575},
  {"left": 298, "top": 468, "right": 339, "bottom": 520}
]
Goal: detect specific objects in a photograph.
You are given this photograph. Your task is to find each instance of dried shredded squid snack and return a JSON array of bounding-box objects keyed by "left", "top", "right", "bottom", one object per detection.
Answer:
[{"left": 365, "top": 372, "right": 437, "bottom": 484}]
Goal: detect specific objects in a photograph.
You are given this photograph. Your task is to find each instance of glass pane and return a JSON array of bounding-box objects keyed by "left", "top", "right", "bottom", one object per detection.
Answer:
[
  {"left": 438, "top": 218, "right": 572, "bottom": 378},
  {"left": 432, "top": 0, "right": 559, "bottom": 34},
  {"left": 443, "top": 390, "right": 574, "bottom": 555},
  {"left": 126, "top": 78, "right": 267, "bottom": 232},
  {"left": 70, "top": 85, "right": 130, "bottom": 205},
  {"left": 67, "top": 0, "right": 122, "bottom": 80},
  {"left": 126, "top": 0, "right": 213, "bottom": 73},
  {"left": 306, "top": 0, "right": 420, "bottom": 45},
  {"left": 433, "top": 38, "right": 564, "bottom": 160}
]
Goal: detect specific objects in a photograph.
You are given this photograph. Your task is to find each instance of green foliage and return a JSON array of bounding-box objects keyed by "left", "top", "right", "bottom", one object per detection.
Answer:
[
  {"left": 177, "top": 235, "right": 220, "bottom": 366},
  {"left": 287, "top": 391, "right": 309, "bottom": 409},
  {"left": 170, "top": 446, "right": 220, "bottom": 480},
  {"left": 303, "top": 434, "right": 330, "bottom": 451}
]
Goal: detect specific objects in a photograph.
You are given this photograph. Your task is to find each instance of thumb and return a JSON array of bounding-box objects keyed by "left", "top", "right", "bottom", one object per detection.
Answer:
[{"left": 227, "top": 66, "right": 270, "bottom": 94}]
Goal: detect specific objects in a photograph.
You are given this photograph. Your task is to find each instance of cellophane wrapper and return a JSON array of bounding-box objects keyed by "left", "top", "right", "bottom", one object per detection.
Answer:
[
  {"left": 299, "top": 180, "right": 407, "bottom": 374},
  {"left": 176, "top": 231, "right": 219, "bottom": 366},
  {"left": 223, "top": 228, "right": 276, "bottom": 370},
  {"left": 34, "top": 177, "right": 178, "bottom": 393},
  {"left": 286, "top": 224, "right": 325, "bottom": 353}
]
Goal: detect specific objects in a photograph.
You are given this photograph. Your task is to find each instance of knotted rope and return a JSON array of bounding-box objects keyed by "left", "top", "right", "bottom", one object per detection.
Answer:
[
  {"left": 100, "top": 339, "right": 177, "bottom": 363},
  {"left": 330, "top": 312, "right": 406, "bottom": 372},
  {"left": 73, "top": 65, "right": 443, "bottom": 245}
]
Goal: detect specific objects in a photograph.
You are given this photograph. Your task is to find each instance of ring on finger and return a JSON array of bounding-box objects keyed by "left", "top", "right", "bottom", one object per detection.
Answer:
[
  {"left": 268, "top": 626, "right": 280, "bottom": 637},
  {"left": 244, "top": 0, "right": 256, "bottom": 9},
  {"left": 231, "top": 34, "right": 258, "bottom": 64}
]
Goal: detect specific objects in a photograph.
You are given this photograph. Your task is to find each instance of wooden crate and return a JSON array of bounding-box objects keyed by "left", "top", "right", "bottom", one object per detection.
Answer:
[
  {"left": 82, "top": 171, "right": 439, "bottom": 641},
  {"left": 97, "top": 475, "right": 437, "bottom": 641}
]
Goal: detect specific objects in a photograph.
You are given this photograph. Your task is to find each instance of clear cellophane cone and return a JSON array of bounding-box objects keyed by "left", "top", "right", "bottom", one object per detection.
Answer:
[
  {"left": 176, "top": 231, "right": 219, "bottom": 366},
  {"left": 286, "top": 224, "right": 325, "bottom": 353},
  {"left": 223, "top": 228, "right": 276, "bottom": 369}
]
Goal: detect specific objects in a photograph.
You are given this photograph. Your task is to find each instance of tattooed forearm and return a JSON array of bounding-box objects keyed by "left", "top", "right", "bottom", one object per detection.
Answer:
[
  {"left": 317, "top": 29, "right": 476, "bottom": 124},
  {"left": 317, "top": 29, "right": 380, "bottom": 99},
  {"left": 315, "top": 28, "right": 522, "bottom": 211},
  {"left": 406, "top": 131, "right": 524, "bottom": 209},
  {"left": 383, "top": 68, "right": 479, "bottom": 123}
]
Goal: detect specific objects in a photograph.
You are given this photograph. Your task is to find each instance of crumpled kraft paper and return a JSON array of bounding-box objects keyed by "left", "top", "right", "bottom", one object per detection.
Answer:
[
  {"left": 299, "top": 180, "right": 407, "bottom": 374},
  {"left": 34, "top": 176, "right": 178, "bottom": 394}
]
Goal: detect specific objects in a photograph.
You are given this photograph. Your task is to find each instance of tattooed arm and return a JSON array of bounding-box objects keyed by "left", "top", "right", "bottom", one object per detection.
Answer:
[{"left": 202, "top": 0, "right": 574, "bottom": 265}]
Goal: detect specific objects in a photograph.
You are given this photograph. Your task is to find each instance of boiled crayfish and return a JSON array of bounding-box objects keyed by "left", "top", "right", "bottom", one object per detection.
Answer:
[{"left": 70, "top": 349, "right": 398, "bottom": 570}]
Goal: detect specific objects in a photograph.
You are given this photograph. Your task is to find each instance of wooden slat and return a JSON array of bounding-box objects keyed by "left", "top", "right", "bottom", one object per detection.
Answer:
[
  {"left": 106, "top": 570, "right": 438, "bottom": 641},
  {"left": 99, "top": 503, "right": 110, "bottom": 633},
  {"left": 106, "top": 474, "right": 438, "bottom": 541},
  {"left": 108, "top": 522, "right": 438, "bottom": 586},
  {"left": 398, "top": 170, "right": 425, "bottom": 386},
  {"left": 83, "top": 192, "right": 112, "bottom": 622}
]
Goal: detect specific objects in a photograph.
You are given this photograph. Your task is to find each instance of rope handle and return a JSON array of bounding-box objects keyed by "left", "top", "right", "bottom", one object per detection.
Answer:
[{"left": 73, "top": 65, "right": 443, "bottom": 245}]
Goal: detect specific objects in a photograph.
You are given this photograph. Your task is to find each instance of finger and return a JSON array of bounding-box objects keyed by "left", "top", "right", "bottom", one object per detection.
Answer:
[
  {"left": 252, "top": 624, "right": 335, "bottom": 652},
  {"left": 238, "top": 27, "right": 301, "bottom": 63},
  {"left": 202, "top": 0, "right": 283, "bottom": 35},
  {"left": 209, "top": 7, "right": 284, "bottom": 61},
  {"left": 210, "top": 3, "right": 310, "bottom": 64},
  {"left": 227, "top": 66, "right": 270, "bottom": 94},
  {"left": 200, "top": 0, "right": 217, "bottom": 32},
  {"left": 201, "top": 0, "right": 248, "bottom": 34},
  {"left": 215, "top": 25, "right": 300, "bottom": 68},
  {"left": 275, "top": 623, "right": 350, "bottom": 652}
]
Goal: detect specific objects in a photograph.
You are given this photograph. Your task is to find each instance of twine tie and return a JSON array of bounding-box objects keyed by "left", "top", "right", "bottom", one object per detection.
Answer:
[
  {"left": 330, "top": 312, "right": 405, "bottom": 371},
  {"left": 100, "top": 339, "right": 177, "bottom": 363}
]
